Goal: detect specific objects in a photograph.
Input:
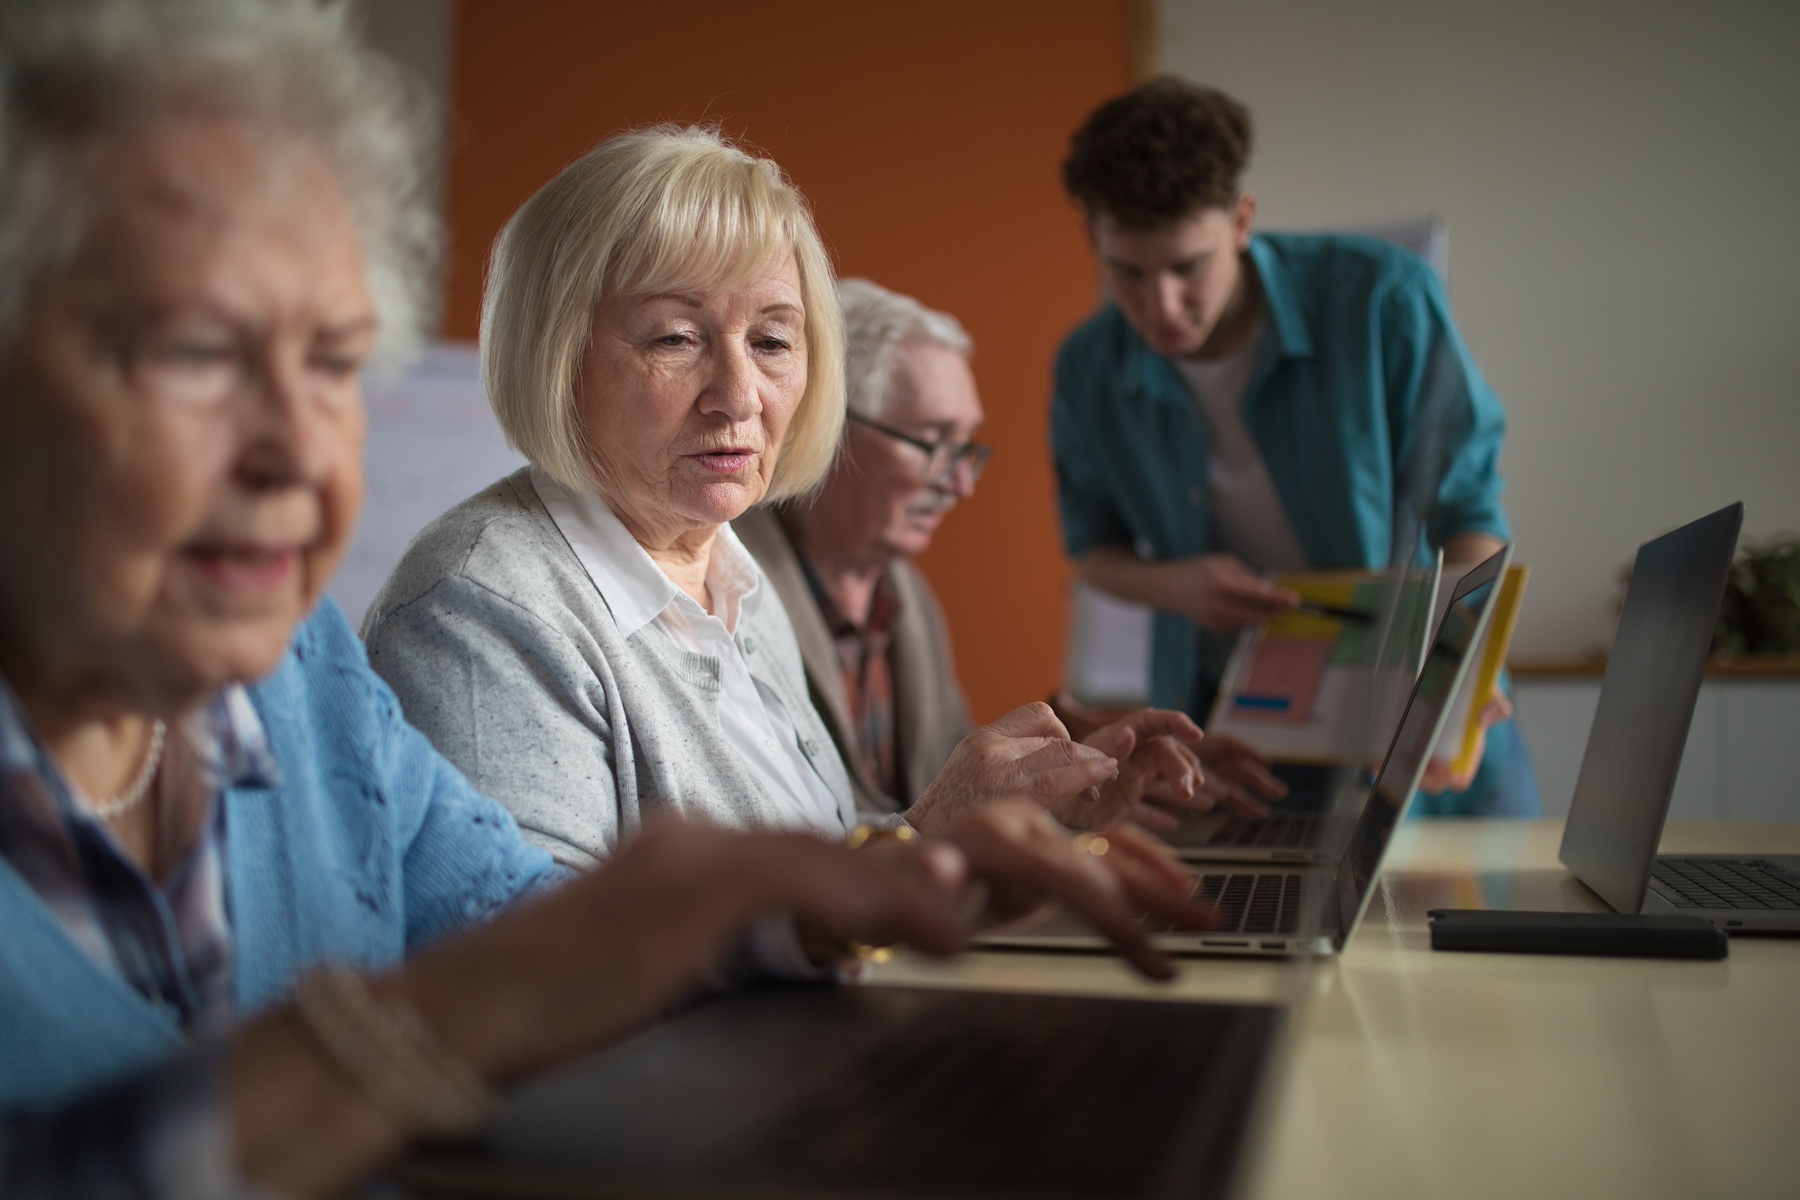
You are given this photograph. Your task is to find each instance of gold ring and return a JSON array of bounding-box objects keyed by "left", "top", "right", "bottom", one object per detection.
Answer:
[
  {"left": 845, "top": 940, "right": 898, "bottom": 965},
  {"left": 845, "top": 823, "right": 919, "bottom": 850},
  {"left": 1074, "top": 833, "right": 1110, "bottom": 858}
]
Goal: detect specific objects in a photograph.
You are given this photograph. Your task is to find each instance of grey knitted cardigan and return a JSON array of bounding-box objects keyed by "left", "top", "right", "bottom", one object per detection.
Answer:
[{"left": 360, "top": 468, "right": 859, "bottom": 869}]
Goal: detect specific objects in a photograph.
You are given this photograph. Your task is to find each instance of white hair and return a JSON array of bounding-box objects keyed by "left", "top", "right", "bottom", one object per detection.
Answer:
[
  {"left": 837, "top": 278, "right": 971, "bottom": 419},
  {"left": 0, "top": 0, "right": 440, "bottom": 370}
]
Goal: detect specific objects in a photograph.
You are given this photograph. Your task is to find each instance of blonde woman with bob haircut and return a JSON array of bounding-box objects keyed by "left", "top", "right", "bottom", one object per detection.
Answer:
[
  {"left": 481, "top": 126, "right": 846, "bottom": 509},
  {"left": 364, "top": 127, "right": 1209, "bottom": 952}
]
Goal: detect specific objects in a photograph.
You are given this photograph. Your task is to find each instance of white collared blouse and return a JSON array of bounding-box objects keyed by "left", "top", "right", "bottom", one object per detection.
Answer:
[{"left": 530, "top": 468, "right": 845, "bottom": 837}]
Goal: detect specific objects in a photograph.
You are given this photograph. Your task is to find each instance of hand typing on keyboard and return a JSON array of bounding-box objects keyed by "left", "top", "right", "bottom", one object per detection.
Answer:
[
  {"left": 925, "top": 802, "right": 1219, "bottom": 978},
  {"left": 1063, "top": 712, "right": 1285, "bottom": 833}
]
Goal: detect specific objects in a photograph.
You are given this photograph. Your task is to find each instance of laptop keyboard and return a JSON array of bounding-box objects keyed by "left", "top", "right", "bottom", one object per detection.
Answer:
[
  {"left": 1196, "top": 871, "right": 1305, "bottom": 934},
  {"left": 1650, "top": 858, "right": 1800, "bottom": 910},
  {"left": 1208, "top": 814, "right": 1317, "bottom": 848},
  {"left": 747, "top": 990, "right": 1272, "bottom": 1197}
]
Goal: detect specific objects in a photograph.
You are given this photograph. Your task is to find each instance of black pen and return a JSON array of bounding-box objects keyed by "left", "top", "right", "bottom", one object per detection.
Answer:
[{"left": 1292, "top": 599, "right": 1375, "bottom": 624}]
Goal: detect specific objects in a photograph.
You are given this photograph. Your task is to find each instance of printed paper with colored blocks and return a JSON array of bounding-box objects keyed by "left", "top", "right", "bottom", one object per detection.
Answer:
[{"left": 1207, "top": 569, "right": 1441, "bottom": 764}]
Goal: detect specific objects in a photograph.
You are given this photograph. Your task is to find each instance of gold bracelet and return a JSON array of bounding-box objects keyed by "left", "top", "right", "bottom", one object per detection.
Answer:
[{"left": 293, "top": 964, "right": 494, "bottom": 1137}]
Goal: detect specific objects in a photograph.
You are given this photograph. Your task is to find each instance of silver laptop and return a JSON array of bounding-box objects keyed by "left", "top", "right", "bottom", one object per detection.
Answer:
[
  {"left": 1161, "top": 761, "right": 1369, "bottom": 866},
  {"left": 987, "top": 544, "right": 1512, "bottom": 957},
  {"left": 1559, "top": 503, "right": 1800, "bottom": 932},
  {"left": 1164, "top": 557, "right": 1445, "bottom": 865}
]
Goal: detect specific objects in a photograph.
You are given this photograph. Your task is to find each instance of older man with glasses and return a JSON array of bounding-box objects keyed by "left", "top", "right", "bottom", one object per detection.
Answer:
[
  {"left": 734, "top": 280, "right": 990, "bottom": 817},
  {"left": 737, "top": 280, "right": 1282, "bottom": 823}
]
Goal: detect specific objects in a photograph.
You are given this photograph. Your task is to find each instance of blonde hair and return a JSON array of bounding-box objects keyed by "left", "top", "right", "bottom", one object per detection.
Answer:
[{"left": 481, "top": 125, "right": 845, "bottom": 500}]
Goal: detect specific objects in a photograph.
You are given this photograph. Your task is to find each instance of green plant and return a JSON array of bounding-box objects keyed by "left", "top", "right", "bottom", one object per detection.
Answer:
[{"left": 1714, "top": 534, "right": 1800, "bottom": 654}]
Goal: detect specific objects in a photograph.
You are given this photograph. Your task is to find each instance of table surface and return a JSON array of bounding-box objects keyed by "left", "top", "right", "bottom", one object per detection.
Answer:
[{"left": 870, "top": 820, "right": 1800, "bottom": 1200}]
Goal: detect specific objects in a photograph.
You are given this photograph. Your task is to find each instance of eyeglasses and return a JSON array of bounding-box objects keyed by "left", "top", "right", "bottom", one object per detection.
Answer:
[{"left": 848, "top": 412, "right": 993, "bottom": 486}]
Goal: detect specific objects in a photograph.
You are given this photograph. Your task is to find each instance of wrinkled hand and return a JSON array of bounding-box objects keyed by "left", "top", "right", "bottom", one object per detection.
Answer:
[
  {"left": 906, "top": 703, "right": 1119, "bottom": 835},
  {"left": 1048, "top": 690, "right": 1131, "bottom": 744},
  {"left": 1054, "top": 708, "right": 1206, "bottom": 831},
  {"left": 1419, "top": 689, "right": 1513, "bottom": 793},
  {"left": 934, "top": 801, "right": 1214, "bottom": 980},
  {"left": 402, "top": 817, "right": 973, "bottom": 1082},
  {"left": 1168, "top": 553, "right": 1300, "bottom": 634},
  {"left": 1058, "top": 713, "right": 1288, "bottom": 832},
  {"left": 1188, "top": 733, "right": 1286, "bottom": 818}
]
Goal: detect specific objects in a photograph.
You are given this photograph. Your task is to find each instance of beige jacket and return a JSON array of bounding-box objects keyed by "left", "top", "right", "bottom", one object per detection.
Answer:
[{"left": 733, "top": 506, "right": 975, "bottom": 816}]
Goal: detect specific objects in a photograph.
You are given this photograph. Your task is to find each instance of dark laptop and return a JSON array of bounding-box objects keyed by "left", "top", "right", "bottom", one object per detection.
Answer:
[
  {"left": 401, "top": 984, "right": 1283, "bottom": 1199},
  {"left": 1559, "top": 502, "right": 1800, "bottom": 932}
]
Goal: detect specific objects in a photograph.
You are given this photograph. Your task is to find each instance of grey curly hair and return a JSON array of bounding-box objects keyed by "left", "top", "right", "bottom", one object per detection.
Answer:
[
  {"left": 0, "top": 0, "right": 440, "bottom": 368},
  {"left": 837, "top": 278, "right": 971, "bottom": 420}
]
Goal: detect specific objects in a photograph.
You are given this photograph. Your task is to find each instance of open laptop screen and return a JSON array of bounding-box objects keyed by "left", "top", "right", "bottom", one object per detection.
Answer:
[
  {"left": 1329, "top": 547, "right": 1510, "bottom": 948},
  {"left": 1558, "top": 503, "right": 1743, "bottom": 913}
]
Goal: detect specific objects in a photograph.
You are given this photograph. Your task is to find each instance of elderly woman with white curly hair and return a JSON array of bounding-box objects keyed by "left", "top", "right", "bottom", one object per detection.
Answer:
[
  {"left": 362, "top": 124, "right": 1219, "bottom": 939},
  {"left": 0, "top": 1, "right": 1215, "bottom": 1195}
]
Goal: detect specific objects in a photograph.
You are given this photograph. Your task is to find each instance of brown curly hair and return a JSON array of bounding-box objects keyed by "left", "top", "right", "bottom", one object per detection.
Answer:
[{"left": 1062, "top": 78, "right": 1253, "bottom": 229}]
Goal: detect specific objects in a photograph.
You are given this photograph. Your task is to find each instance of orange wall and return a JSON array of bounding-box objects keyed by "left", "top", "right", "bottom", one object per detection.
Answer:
[{"left": 444, "top": 0, "right": 1130, "bottom": 722}]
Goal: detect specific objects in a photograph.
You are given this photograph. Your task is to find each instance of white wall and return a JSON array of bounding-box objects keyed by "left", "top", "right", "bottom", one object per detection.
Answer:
[
  {"left": 1160, "top": 0, "right": 1800, "bottom": 658},
  {"left": 1516, "top": 678, "right": 1800, "bottom": 821},
  {"left": 330, "top": 344, "right": 525, "bottom": 628}
]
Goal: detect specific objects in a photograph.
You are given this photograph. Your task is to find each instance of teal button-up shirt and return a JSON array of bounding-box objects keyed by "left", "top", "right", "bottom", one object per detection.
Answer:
[{"left": 1052, "top": 232, "right": 1510, "bottom": 720}]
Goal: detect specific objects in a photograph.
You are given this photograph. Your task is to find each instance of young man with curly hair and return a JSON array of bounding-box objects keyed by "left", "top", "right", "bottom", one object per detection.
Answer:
[{"left": 1052, "top": 78, "right": 1537, "bottom": 815}]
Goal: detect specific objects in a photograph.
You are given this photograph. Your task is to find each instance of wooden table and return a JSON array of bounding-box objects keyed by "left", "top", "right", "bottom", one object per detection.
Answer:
[{"left": 871, "top": 820, "right": 1800, "bottom": 1200}]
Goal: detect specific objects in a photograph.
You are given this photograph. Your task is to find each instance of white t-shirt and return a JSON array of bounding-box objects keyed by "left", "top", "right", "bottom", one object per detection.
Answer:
[
  {"left": 533, "top": 468, "right": 846, "bottom": 838},
  {"left": 1174, "top": 319, "right": 1310, "bottom": 573}
]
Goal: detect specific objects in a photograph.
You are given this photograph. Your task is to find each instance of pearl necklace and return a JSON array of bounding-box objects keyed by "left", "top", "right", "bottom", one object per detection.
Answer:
[{"left": 78, "top": 719, "right": 167, "bottom": 821}]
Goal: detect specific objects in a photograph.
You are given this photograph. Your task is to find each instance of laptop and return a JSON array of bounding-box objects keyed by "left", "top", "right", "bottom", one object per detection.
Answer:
[
  {"left": 985, "top": 544, "right": 1511, "bottom": 957},
  {"left": 1558, "top": 503, "right": 1800, "bottom": 932},
  {"left": 1164, "top": 557, "right": 1445, "bottom": 865},
  {"left": 1161, "top": 761, "right": 1368, "bottom": 865},
  {"left": 402, "top": 983, "right": 1286, "bottom": 1199}
]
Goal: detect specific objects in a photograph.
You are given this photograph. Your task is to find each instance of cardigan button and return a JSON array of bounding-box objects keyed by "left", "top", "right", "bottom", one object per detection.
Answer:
[
  {"left": 804, "top": 738, "right": 820, "bottom": 756},
  {"left": 1188, "top": 488, "right": 1203, "bottom": 505},
  {"left": 741, "top": 636, "right": 756, "bottom": 653}
]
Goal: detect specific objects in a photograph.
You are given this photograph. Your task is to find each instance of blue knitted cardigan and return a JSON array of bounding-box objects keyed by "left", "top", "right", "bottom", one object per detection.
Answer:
[{"left": 0, "top": 600, "right": 558, "bottom": 1110}]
